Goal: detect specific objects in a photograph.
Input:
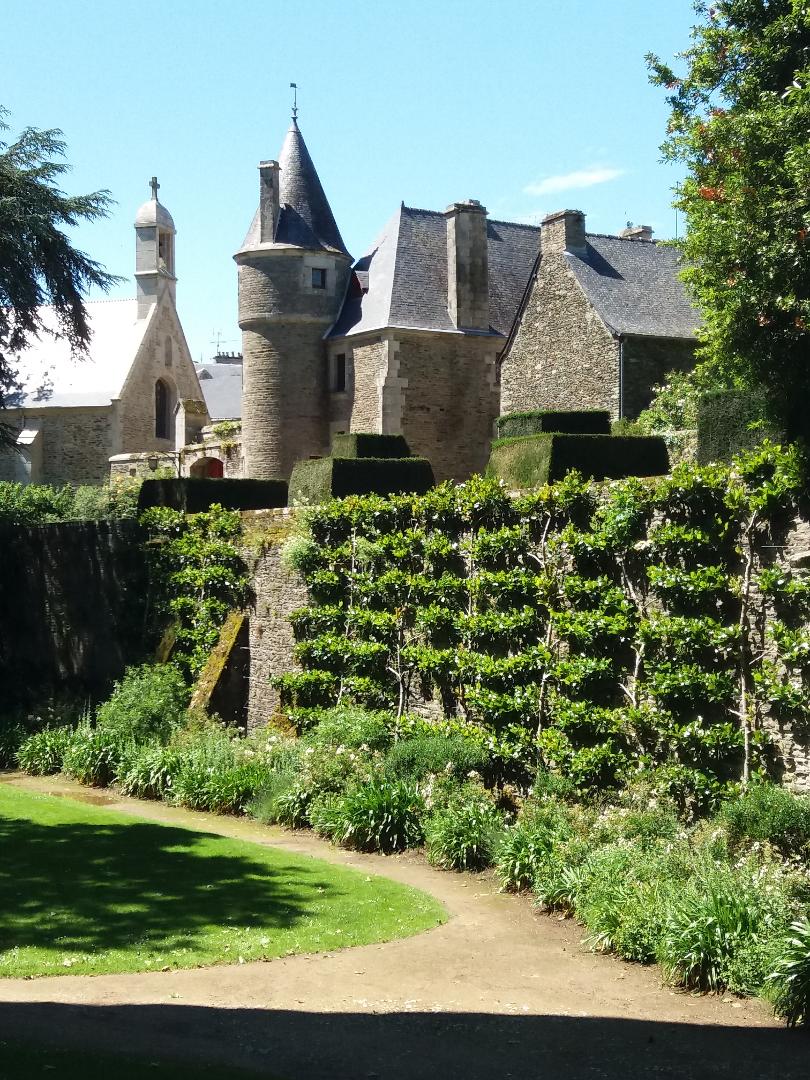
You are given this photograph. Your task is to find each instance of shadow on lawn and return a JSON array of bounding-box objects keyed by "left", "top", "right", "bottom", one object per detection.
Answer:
[
  {"left": 0, "top": 1002, "right": 808, "bottom": 1080},
  {"left": 0, "top": 815, "right": 333, "bottom": 956}
]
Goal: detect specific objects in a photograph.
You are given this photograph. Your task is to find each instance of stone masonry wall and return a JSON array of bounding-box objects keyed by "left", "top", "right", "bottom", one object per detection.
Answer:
[
  {"left": 395, "top": 331, "right": 499, "bottom": 482},
  {"left": 348, "top": 338, "right": 386, "bottom": 434},
  {"left": 244, "top": 509, "right": 308, "bottom": 732},
  {"left": 0, "top": 405, "right": 114, "bottom": 486},
  {"left": 622, "top": 336, "right": 696, "bottom": 420},
  {"left": 501, "top": 256, "right": 619, "bottom": 417}
]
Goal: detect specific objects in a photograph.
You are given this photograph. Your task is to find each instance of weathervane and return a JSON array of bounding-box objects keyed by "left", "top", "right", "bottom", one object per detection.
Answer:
[
  {"left": 290, "top": 82, "right": 298, "bottom": 122},
  {"left": 150, "top": 176, "right": 160, "bottom": 201}
]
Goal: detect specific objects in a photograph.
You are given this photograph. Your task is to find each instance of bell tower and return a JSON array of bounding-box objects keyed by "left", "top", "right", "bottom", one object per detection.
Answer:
[
  {"left": 235, "top": 114, "right": 352, "bottom": 480},
  {"left": 135, "top": 176, "right": 177, "bottom": 319}
]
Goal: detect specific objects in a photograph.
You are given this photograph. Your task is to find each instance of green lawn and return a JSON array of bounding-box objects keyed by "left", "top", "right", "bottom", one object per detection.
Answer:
[{"left": 0, "top": 785, "right": 446, "bottom": 978}]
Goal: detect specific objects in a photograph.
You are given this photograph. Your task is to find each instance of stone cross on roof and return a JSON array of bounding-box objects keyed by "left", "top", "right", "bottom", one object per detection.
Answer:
[{"left": 150, "top": 176, "right": 160, "bottom": 200}]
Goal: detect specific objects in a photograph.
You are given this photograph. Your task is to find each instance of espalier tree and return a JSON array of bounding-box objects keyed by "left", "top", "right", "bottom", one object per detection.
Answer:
[
  {"left": 646, "top": 0, "right": 810, "bottom": 440},
  {"left": 278, "top": 444, "right": 808, "bottom": 812}
]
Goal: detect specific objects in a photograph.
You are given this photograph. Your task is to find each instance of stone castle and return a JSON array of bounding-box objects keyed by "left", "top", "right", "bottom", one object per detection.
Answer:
[
  {"left": 1, "top": 114, "right": 699, "bottom": 488},
  {"left": 234, "top": 116, "right": 698, "bottom": 484}
]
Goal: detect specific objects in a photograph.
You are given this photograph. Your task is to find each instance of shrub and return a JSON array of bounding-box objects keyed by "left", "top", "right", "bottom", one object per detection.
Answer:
[
  {"left": 496, "top": 801, "right": 574, "bottom": 891},
  {"left": 116, "top": 742, "right": 183, "bottom": 800},
  {"left": 720, "top": 784, "right": 810, "bottom": 856},
  {"left": 138, "top": 478, "right": 288, "bottom": 513},
  {"left": 385, "top": 734, "right": 489, "bottom": 783},
  {"left": 766, "top": 919, "right": 810, "bottom": 1027},
  {"left": 288, "top": 457, "right": 435, "bottom": 506},
  {"left": 16, "top": 727, "right": 72, "bottom": 775},
  {"left": 305, "top": 707, "right": 394, "bottom": 753},
  {"left": 656, "top": 863, "right": 778, "bottom": 992},
  {"left": 425, "top": 797, "right": 505, "bottom": 871},
  {"left": 95, "top": 664, "right": 189, "bottom": 745},
  {"left": 327, "top": 776, "right": 425, "bottom": 853},
  {"left": 496, "top": 410, "right": 612, "bottom": 439},
  {"left": 62, "top": 724, "right": 125, "bottom": 787},
  {"left": 249, "top": 768, "right": 312, "bottom": 828},
  {"left": 487, "top": 434, "right": 669, "bottom": 489}
]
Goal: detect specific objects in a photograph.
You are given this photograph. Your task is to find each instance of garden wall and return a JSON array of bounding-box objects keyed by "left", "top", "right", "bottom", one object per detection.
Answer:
[
  {"left": 0, "top": 520, "right": 148, "bottom": 707},
  {"left": 245, "top": 462, "right": 810, "bottom": 795}
]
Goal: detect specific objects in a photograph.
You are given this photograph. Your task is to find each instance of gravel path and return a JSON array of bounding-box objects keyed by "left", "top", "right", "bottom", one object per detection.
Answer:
[{"left": 1, "top": 773, "right": 807, "bottom": 1079}]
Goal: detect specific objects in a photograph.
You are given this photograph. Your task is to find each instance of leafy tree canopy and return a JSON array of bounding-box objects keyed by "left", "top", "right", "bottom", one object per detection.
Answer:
[
  {"left": 0, "top": 107, "right": 118, "bottom": 439},
  {"left": 647, "top": 0, "right": 810, "bottom": 440}
]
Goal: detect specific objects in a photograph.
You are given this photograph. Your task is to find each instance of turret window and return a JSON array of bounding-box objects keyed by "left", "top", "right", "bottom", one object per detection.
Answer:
[{"left": 311, "top": 267, "right": 327, "bottom": 289}]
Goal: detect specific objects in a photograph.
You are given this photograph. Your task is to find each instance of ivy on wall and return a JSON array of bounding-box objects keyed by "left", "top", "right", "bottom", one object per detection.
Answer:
[{"left": 277, "top": 443, "right": 810, "bottom": 805}]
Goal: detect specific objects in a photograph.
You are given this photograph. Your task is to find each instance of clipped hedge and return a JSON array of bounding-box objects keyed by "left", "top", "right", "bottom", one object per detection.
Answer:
[
  {"left": 331, "top": 433, "right": 412, "bottom": 459},
  {"left": 697, "top": 390, "right": 779, "bottom": 465},
  {"left": 289, "top": 457, "right": 435, "bottom": 506},
  {"left": 138, "top": 478, "right": 288, "bottom": 514},
  {"left": 496, "top": 409, "right": 612, "bottom": 439},
  {"left": 487, "top": 433, "right": 669, "bottom": 489}
]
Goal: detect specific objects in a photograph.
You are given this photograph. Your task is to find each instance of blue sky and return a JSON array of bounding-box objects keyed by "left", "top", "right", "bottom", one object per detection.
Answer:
[{"left": 4, "top": 0, "right": 697, "bottom": 362}]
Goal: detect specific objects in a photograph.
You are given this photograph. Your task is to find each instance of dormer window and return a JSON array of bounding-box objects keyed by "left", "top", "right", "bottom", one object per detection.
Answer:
[{"left": 311, "top": 267, "right": 327, "bottom": 290}]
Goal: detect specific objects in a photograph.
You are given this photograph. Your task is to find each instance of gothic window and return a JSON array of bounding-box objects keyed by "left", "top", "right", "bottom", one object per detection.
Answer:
[
  {"left": 311, "top": 267, "right": 327, "bottom": 289},
  {"left": 155, "top": 378, "right": 171, "bottom": 439},
  {"left": 164, "top": 336, "right": 173, "bottom": 368}
]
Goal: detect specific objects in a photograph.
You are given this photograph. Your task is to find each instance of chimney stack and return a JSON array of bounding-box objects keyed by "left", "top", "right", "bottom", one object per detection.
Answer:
[
  {"left": 444, "top": 199, "right": 489, "bottom": 330},
  {"left": 258, "top": 160, "right": 280, "bottom": 242},
  {"left": 540, "top": 209, "right": 587, "bottom": 256},
  {"left": 619, "top": 224, "right": 653, "bottom": 241}
]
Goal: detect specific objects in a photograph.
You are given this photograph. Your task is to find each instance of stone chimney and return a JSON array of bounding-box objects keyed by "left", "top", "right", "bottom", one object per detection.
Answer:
[
  {"left": 540, "top": 209, "right": 587, "bottom": 256},
  {"left": 618, "top": 224, "right": 654, "bottom": 241},
  {"left": 444, "top": 199, "right": 489, "bottom": 330},
  {"left": 258, "top": 160, "right": 280, "bottom": 242}
]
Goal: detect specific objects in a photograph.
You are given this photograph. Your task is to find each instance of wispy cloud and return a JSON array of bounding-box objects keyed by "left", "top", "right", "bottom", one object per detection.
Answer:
[{"left": 523, "top": 166, "right": 624, "bottom": 197}]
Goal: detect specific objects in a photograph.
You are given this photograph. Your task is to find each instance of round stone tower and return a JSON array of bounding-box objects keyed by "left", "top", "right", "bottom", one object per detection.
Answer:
[{"left": 235, "top": 118, "right": 352, "bottom": 479}]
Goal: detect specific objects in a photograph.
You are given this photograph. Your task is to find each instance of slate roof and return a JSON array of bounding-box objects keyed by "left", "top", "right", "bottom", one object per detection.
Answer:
[
  {"left": 330, "top": 205, "right": 540, "bottom": 339},
  {"left": 195, "top": 359, "right": 242, "bottom": 421},
  {"left": 4, "top": 299, "right": 151, "bottom": 408},
  {"left": 565, "top": 235, "right": 699, "bottom": 339},
  {"left": 241, "top": 120, "right": 349, "bottom": 256}
]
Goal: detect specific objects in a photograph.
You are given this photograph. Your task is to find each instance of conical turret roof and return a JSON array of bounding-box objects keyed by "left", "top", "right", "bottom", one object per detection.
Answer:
[
  {"left": 276, "top": 119, "right": 348, "bottom": 255},
  {"left": 240, "top": 120, "right": 349, "bottom": 256}
]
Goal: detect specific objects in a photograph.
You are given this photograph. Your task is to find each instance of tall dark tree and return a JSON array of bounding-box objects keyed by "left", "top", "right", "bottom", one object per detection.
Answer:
[
  {"left": 647, "top": 0, "right": 810, "bottom": 439},
  {"left": 0, "top": 108, "right": 118, "bottom": 442}
]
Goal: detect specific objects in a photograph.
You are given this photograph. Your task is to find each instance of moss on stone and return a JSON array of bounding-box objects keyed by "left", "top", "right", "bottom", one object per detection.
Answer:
[{"left": 189, "top": 611, "right": 245, "bottom": 715}]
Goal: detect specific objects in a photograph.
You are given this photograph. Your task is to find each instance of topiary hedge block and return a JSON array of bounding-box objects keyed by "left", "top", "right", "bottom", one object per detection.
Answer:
[
  {"left": 487, "top": 434, "right": 669, "bottom": 489},
  {"left": 496, "top": 409, "right": 612, "bottom": 439},
  {"left": 138, "top": 478, "right": 288, "bottom": 514},
  {"left": 331, "top": 433, "right": 412, "bottom": 459},
  {"left": 697, "top": 389, "right": 779, "bottom": 465},
  {"left": 289, "top": 457, "right": 435, "bottom": 505}
]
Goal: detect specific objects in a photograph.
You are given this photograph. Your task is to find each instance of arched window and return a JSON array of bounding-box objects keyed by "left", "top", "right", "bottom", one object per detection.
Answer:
[{"left": 155, "top": 378, "right": 172, "bottom": 439}]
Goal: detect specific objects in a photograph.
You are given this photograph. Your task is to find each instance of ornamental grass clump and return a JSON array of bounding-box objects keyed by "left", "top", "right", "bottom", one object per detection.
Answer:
[
  {"left": 62, "top": 724, "right": 124, "bottom": 787},
  {"left": 325, "top": 776, "right": 425, "bottom": 853},
  {"left": 15, "top": 726, "right": 72, "bottom": 775},
  {"left": 766, "top": 919, "right": 810, "bottom": 1027},
  {"left": 425, "top": 792, "right": 506, "bottom": 871},
  {"left": 496, "top": 799, "right": 574, "bottom": 891}
]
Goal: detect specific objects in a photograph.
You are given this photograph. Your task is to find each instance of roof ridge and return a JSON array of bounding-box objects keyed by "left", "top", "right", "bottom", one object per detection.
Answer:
[
  {"left": 488, "top": 217, "right": 540, "bottom": 231},
  {"left": 586, "top": 231, "right": 661, "bottom": 244}
]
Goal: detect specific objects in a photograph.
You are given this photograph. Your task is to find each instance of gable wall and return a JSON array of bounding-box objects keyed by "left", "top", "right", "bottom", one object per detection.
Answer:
[
  {"left": 500, "top": 256, "right": 619, "bottom": 417},
  {"left": 117, "top": 298, "right": 202, "bottom": 455}
]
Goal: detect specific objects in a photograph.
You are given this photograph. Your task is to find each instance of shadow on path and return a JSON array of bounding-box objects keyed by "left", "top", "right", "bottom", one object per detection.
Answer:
[{"left": 0, "top": 1001, "right": 807, "bottom": 1080}]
